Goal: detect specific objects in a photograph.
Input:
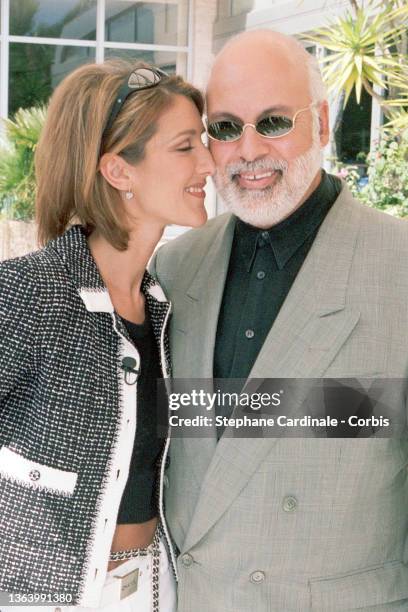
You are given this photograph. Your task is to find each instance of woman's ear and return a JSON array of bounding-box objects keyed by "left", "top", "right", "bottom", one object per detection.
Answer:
[{"left": 99, "top": 153, "right": 133, "bottom": 192}]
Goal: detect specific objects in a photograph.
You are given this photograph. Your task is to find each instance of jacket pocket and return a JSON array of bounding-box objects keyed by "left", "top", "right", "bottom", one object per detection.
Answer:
[
  {"left": 0, "top": 446, "right": 77, "bottom": 496},
  {"left": 310, "top": 560, "right": 408, "bottom": 610}
]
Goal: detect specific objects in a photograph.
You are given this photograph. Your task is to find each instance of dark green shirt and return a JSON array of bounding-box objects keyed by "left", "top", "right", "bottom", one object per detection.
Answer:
[{"left": 213, "top": 171, "right": 342, "bottom": 384}]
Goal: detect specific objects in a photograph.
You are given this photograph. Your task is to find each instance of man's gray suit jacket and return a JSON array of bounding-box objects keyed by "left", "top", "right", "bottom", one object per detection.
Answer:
[{"left": 150, "top": 184, "right": 408, "bottom": 611}]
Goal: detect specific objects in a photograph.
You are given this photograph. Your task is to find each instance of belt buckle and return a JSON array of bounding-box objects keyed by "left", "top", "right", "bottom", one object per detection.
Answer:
[{"left": 114, "top": 567, "right": 139, "bottom": 600}]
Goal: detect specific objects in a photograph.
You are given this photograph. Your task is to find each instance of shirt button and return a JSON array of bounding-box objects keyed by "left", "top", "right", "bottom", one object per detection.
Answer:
[
  {"left": 250, "top": 570, "right": 265, "bottom": 584},
  {"left": 256, "top": 270, "right": 266, "bottom": 280},
  {"left": 245, "top": 329, "right": 255, "bottom": 339},
  {"left": 181, "top": 553, "right": 194, "bottom": 567},
  {"left": 282, "top": 495, "right": 298, "bottom": 512},
  {"left": 29, "top": 469, "right": 41, "bottom": 481},
  {"left": 261, "top": 231, "right": 269, "bottom": 240}
]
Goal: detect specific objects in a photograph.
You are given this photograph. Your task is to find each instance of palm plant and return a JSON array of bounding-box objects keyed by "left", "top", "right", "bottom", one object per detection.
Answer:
[
  {"left": 382, "top": 97, "right": 408, "bottom": 132},
  {"left": 0, "top": 105, "right": 46, "bottom": 220},
  {"left": 303, "top": 1, "right": 408, "bottom": 112}
]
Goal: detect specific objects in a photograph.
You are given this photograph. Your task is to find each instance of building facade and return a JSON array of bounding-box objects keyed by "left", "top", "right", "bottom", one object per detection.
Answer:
[{"left": 0, "top": 0, "right": 381, "bottom": 255}]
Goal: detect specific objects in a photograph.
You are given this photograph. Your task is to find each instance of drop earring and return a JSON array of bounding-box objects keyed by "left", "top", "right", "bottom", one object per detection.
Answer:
[{"left": 125, "top": 190, "right": 134, "bottom": 200}]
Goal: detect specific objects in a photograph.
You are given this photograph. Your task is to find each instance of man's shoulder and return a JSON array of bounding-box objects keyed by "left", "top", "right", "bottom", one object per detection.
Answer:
[
  {"left": 155, "top": 212, "right": 232, "bottom": 267},
  {"left": 335, "top": 185, "right": 408, "bottom": 249},
  {"left": 353, "top": 197, "right": 407, "bottom": 249}
]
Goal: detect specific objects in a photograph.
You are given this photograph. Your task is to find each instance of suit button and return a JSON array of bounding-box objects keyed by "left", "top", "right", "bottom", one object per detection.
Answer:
[
  {"left": 282, "top": 495, "right": 298, "bottom": 512},
  {"left": 29, "top": 469, "right": 41, "bottom": 481},
  {"left": 181, "top": 553, "right": 194, "bottom": 567},
  {"left": 250, "top": 570, "right": 265, "bottom": 583},
  {"left": 163, "top": 475, "right": 169, "bottom": 488}
]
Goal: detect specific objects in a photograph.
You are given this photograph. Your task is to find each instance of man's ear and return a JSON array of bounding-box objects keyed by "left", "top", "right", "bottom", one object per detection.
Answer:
[
  {"left": 318, "top": 100, "right": 330, "bottom": 148},
  {"left": 99, "top": 153, "right": 133, "bottom": 191}
]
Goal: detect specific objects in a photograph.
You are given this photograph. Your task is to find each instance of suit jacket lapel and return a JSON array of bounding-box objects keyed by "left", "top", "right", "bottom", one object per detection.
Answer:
[
  {"left": 248, "top": 187, "right": 363, "bottom": 380},
  {"left": 170, "top": 213, "right": 236, "bottom": 379},
  {"left": 182, "top": 186, "right": 363, "bottom": 552},
  {"left": 170, "top": 214, "right": 236, "bottom": 486}
]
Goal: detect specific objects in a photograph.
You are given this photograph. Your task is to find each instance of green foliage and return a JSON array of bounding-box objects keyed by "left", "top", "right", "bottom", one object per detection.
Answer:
[
  {"left": 330, "top": 160, "right": 361, "bottom": 198},
  {"left": 303, "top": 0, "right": 408, "bottom": 110},
  {"left": 359, "top": 129, "right": 408, "bottom": 217},
  {"left": 334, "top": 129, "right": 408, "bottom": 217},
  {"left": 0, "top": 106, "right": 46, "bottom": 221},
  {"left": 383, "top": 107, "right": 408, "bottom": 133}
]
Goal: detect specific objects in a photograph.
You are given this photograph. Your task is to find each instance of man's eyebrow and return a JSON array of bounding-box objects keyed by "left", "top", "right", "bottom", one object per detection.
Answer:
[
  {"left": 208, "top": 105, "right": 294, "bottom": 123},
  {"left": 207, "top": 112, "right": 242, "bottom": 123},
  {"left": 258, "top": 105, "right": 294, "bottom": 117}
]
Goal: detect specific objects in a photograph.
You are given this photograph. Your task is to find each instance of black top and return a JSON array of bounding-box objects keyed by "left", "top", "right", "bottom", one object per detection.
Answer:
[
  {"left": 116, "top": 309, "right": 165, "bottom": 523},
  {"left": 213, "top": 172, "right": 341, "bottom": 434}
]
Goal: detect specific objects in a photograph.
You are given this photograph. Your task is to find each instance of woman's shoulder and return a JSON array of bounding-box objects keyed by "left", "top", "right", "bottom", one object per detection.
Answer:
[{"left": 0, "top": 242, "right": 70, "bottom": 300}]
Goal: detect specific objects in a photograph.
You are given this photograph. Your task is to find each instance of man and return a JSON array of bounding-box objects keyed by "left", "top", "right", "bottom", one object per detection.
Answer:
[{"left": 150, "top": 30, "right": 408, "bottom": 611}]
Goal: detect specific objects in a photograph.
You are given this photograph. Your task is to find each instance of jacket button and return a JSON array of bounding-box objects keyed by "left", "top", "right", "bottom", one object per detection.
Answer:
[
  {"left": 181, "top": 553, "right": 194, "bottom": 567},
  {"left": 282, "top": 495, "right": 298, "bottom": 512},
  {"left": 29, "top": 469, "right": 41, "bottom": 481},
  {"left": 250, "top": 570, "right": 265, "bottom": 583},
  {"left": 163, "top": 475, "right": 169, "bottom": 488}
]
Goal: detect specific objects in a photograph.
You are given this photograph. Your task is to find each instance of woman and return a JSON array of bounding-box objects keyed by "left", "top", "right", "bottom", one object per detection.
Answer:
[{"left": 0, "top": 60, "right": 214, "bottom": 611}]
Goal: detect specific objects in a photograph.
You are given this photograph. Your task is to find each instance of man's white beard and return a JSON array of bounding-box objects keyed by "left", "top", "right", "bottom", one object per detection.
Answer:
[{"left": 213, "top": 130, "right": 323, "bottom": 228}]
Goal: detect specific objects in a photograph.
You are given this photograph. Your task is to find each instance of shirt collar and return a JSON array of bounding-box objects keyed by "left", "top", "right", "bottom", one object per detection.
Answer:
[{"left": 234, "top": 170, "right": 341, "bottom": 271}]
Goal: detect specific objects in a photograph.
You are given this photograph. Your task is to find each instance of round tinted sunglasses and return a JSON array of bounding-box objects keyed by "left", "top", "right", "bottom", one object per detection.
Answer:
[
  {"left": 103, "top": 66, "right": 168, "bottom": 137},
  {"left": 205, "top": 103, "right": 315, "bottom": 142}
]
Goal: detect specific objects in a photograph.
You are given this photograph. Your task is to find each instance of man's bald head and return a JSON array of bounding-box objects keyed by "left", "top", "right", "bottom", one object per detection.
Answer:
[
  {"left": 214, "top": 29, "right": 310, "bottom": 69},
  {"left": 207, "top": 29, "right": 326, "bottom": 107}
]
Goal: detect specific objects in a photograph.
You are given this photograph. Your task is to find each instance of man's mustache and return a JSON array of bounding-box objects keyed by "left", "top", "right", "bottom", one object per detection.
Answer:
[{"left": 216, "top": 158, "right": 288, "bottom": 180}]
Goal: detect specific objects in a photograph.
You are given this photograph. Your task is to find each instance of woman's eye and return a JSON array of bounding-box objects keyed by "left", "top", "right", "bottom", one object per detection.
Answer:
[{"left": 176, "top": 145, "right": 193, "bottom": 152}]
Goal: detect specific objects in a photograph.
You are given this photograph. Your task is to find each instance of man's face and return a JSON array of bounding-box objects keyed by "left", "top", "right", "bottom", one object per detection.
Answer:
[{"left": 206, "top": 47, "right": 329, "bottom": 227}]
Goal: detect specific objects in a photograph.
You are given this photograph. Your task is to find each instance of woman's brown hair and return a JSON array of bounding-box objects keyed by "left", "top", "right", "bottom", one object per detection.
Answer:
[{"left": 35, "top": 60, "right": 204, "bottom": 249}]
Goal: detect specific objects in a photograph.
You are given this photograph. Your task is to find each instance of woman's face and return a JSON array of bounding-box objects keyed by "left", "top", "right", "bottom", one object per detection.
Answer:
[{"left": 126, "top": 94, "right": 215, "bottom": 229}]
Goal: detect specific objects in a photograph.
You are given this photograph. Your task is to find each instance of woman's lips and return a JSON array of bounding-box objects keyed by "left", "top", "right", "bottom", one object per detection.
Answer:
[{"left": 185, "top": 184, "right": 206, "bottom": 198}]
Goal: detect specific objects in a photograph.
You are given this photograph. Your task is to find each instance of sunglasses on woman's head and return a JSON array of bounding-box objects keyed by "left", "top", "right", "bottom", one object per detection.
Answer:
[
  {"left": 205, "top": 103, "right": 315, "bottom": 142},
  {"left": 103, "top": 66, "right": 169, "bottom": 137}
]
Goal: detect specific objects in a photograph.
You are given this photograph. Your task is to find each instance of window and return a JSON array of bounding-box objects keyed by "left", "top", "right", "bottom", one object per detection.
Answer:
[
  {"left": 335, "top": 87, "right": 372, "bottom": 163},
  {"left": 1, "top": 0, "right": 190, "bottom": 119}
]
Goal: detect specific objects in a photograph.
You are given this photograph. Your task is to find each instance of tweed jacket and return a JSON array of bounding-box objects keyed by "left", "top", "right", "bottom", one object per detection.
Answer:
[
  {"left": 0, "top": 225, "right": 176, "bottom": 607},
  {"left": 150, "top": 184, "right": 408, "bottom": 612}
]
